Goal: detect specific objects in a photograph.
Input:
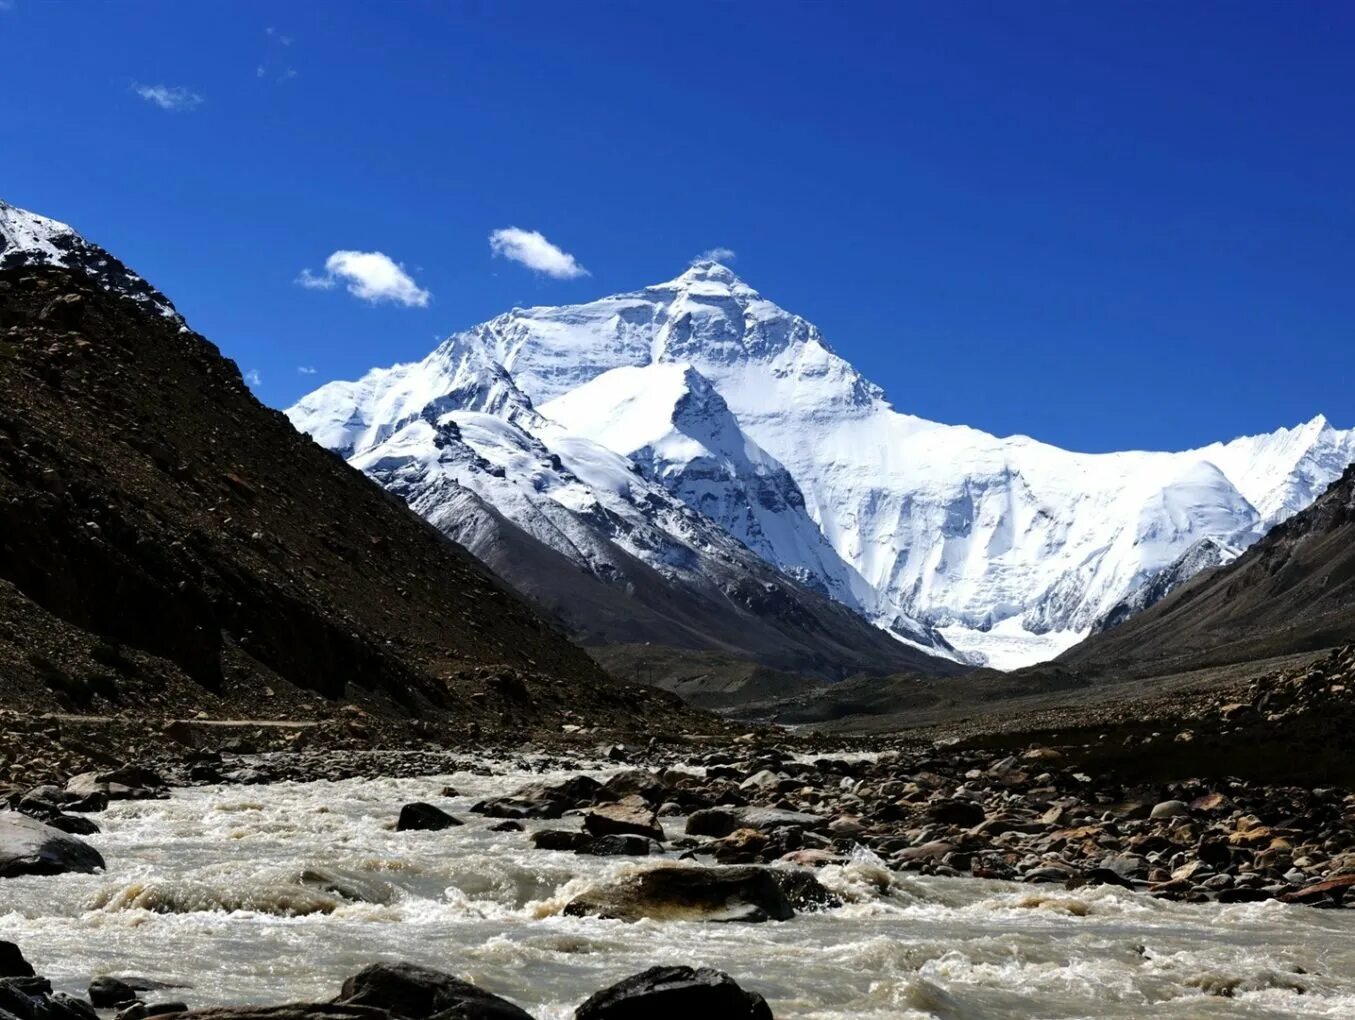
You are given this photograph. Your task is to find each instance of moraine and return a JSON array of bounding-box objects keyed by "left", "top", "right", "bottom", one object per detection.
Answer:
[{"left": 6, "top": 760, "right": 1355, "bottom": 1019}]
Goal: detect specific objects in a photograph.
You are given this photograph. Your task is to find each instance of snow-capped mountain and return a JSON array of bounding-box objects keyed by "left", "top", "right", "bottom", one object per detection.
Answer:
[
  {"left": 290, "top": 259, "right": 1355, "bottom": 670},
  {"left": 0, "top": 200, "right": 181, "bottom": 323}
]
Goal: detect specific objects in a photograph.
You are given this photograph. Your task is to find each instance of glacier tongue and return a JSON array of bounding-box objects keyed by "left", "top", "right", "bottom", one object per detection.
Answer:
[{"left": 288, "top": 259, "right": 1355, "bottom": 670}]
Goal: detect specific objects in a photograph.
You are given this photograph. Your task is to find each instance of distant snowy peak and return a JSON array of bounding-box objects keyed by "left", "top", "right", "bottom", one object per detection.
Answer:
[
  {"left": 289, "top": 258, "right": 1355, "bottom": 671},
  {"left": 0, "top": 200, "right": 181, "bottom": 323},
  {"left": 287, "top": 334, "right": 539, "bottom": 458}
]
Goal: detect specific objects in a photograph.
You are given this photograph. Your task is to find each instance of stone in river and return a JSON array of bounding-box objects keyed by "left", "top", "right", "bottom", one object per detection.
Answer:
[
  {"left": 335, "top": 962, "right": 534, "bottom": 1020},
  {"left": 0, "top": 942, "right": 34, "bottom": 978},
  {"left": 396, "top": 803, "right": 462, "bottom": 832},
  {"left": 573, "top": 966, "right": 772, "bottom": 1020},
  {"left": 563, "top": 865, "right": 795, "bottom": 923},
  {"left": 0, "top": 813, "right": 105, "bottom": 878},
  {"left": 583, "top": 798, "right": 664, "bottom": 842}
]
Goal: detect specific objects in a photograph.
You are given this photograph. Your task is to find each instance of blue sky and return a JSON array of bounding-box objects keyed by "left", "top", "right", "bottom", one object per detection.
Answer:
[{"left": 2, "top": 1, "right": 1350, "bottom": 452}]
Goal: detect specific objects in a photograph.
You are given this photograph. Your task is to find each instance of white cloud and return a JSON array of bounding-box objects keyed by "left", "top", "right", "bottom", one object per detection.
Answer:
[
  {"left": 696, "top": 246, "right": 736, "bottom": 263},
  {"left": 244, "top": 369, "right": 262, "bottom": 387},
  {"left": 297, "top": 365, "right": 317, "bottom": 375},
  {"left": 296, "top": 251, "right": 431, "bottom": 307},
  {"left": 256, "top": 65, "right": 266, "bottom": 78},
  {"left": 489, "top": 227, "right": 588, "bottom": 279},
  {"left": 279, "top": 67, "right": 298, "bottom": 82},
  {"left": 133, "top": 83, "right": 203, "bottom": 111}
]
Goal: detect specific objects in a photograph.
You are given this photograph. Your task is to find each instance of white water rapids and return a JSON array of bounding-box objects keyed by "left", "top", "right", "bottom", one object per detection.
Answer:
[{"left": 4, "top": 760, "right": 1355, "bottom": 1019}]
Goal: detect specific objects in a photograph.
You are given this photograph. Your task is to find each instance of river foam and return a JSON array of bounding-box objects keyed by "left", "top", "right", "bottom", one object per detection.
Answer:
[{"left": 3, "top": 760, "right": 1354, "bottom": 1019}]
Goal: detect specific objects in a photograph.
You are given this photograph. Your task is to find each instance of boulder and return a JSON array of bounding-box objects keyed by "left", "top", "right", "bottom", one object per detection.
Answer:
[
  {"left": 583, "top": 798, "right": 664, "bottom": 842},
  {"left": 0, "top": 943, "right": 34, "bottom": 978},
  {"left": 46, "top": 816, "right": 100, "bottom": 837},
  {"left": 335, "top": 962, "right": 533, "bottom": 1020},
  {"left": 35, "top": 992, "right": 98, "bottom": 1020},
  {"left": 685, "top": 809, "right": 738, "bottom": 839},
  {"left": 563, "top": 866, "right": 795, "bottom": 923},
  {"left": 396, "top": 804, "right": 462, "bottom": 832},
  {"left": 531, "top": 830, "right": 592, "bottom": 852},
  {"left": 65, "top": 767, "right": 163, "bottom": 802},
  {"left": 576, "top": 835, "right": 653, "bottom": 857},
  {"left": 573, "top": 966, "right": 772, "bottom": 1020},
  {"left": 89, "top": 978, "right": 142, "bottom": 1009},
  {"left": 0, "top": 813, "right": 105, "bottom": 877}
]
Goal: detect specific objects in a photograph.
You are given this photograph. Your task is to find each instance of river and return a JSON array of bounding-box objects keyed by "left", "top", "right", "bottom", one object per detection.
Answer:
[{"left": 4, "top": 759, "right": 1355, "bottom": 1019}]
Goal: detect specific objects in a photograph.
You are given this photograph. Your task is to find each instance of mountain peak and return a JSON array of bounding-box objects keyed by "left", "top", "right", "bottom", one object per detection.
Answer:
[
  {"left": 653, "top": 259, "right": 758, "bottom": 298},
  {"left": 0, "top": 197, "right": 181, "bottom": 323}
]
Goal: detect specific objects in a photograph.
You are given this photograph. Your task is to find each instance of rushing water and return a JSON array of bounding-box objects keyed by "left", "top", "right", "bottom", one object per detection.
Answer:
[{"left": 4, "top": 760, "right": 1355, "bottom": 1019}]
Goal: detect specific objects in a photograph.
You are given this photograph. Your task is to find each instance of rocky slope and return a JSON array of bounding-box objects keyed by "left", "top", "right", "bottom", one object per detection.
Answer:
[
  {"left": 0, "top": 261, "right": 698, "bottom": 736},
  {"left": 291, "top": 260, "right": 1355, "bottom": 671}
]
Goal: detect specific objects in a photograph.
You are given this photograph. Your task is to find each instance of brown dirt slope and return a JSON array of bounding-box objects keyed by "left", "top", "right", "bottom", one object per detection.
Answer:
[{"left": 0, "top": 266, "right": 696, "bottom": 733}]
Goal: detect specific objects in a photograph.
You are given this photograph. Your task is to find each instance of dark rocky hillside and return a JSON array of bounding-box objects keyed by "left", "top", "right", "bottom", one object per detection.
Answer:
[{"left": 0, "top": 265, "right": 697, "bottom": 734}]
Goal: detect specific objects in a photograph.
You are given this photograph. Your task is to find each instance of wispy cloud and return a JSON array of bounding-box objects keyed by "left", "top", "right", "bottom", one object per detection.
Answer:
[
  {"left": 0, "top": 2, "right": 16, "bottom": 12},
  {"left": 696, "top": 246, "right": 737, "bottom": 263},
  {"left": 296, "top": 251, "right": 431, "bottom": 308},
  {"left": 265, "top": 26, "right": 292, "bottom": 46},
  {"left": 133, "top": 83, "right": 203, "bottom": 111},
  {"left": 244, "top": 369, "right": 262, "bottom": 388},
  {"left": 489, "top": 227, "right": 588, "bottom": 279},
  {"left": 297, "top": 365, "right": 317, "bottom": 375}
]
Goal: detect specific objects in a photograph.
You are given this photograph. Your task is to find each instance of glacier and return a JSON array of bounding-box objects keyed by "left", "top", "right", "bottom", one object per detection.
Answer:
[{"left": 288, "top": 259, "right": 1355, "bottom": 670}]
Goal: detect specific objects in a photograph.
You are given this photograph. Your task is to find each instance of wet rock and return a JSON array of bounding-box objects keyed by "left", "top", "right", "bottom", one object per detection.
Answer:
[
  {"left": 335, "top": 962, "right": 533, "bottom": 1020},
  {"left": 0, "top": 812, "right": 105, "bottom": 877},
  {"left": 144, "top": 1008, "right": 388, "bottom": 1020},
  {"left": 487, "top": 821, "right": 522, "bottom": 833},
  {"left": 298, "top": 867, "right": 396, "bottom": 905},
  {"left": 531, "top": 830, "right": 592, "bottom": 852},
  {"left": 65, "top": 767, "right": 163, "bottom": 802},
  {"left": 1280, "top": 873, "right": 1355, "bottom": 905},
  {"left": 576, "top": 835, "right": 654, "bottom": 857},
  {"left": 573, "top": 966, "right": 772, "bottom": 1020},
  {"left": 0, "top": 943, "right": 33, "bottom": 978},
  {"left": 768, "top": 868, "right": 841, "bottom": 912},
  {"left": 35, "top": 992, "right": 98, "bottom": 1020},
  {"left": 583, "top": 798, "right": 664, "bottom": 842},
  {"left": 685, "top": 808, "right": 738, "bottom": 839},
  {"left": 45, "top": 815, "right": 99, "bottom": 836},
  {"left": 564, "top": 865, "right": 795, "bottom": 923},
  {"left": 89, "top": 978, "right": 142, "bottom": 1009},
  {"left": 396, "top": 803, "right": 462, "bottom": 832}
]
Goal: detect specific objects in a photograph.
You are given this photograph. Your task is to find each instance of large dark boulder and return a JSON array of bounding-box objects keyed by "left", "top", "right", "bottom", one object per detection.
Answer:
[
  {"left": 396, "top": 804, "right": 462, "bottom": 833},
  {"left": 563, "top": 866, "right": 794, "bottom": 923},
  {"left": 0, "top": 813, "right": 105, "bottom": 877},
  {"left": 0, "top": 943, "right": 33, "bottom": 978},
  {"left": 573, "top": 966, "right": 772, "bottom": 1019},
  {"left": 89, "top": 978, "right": 141, "bottom": 1009},
  {"left": 335, "top": 963, "right": 533, "bottom": 1020}
]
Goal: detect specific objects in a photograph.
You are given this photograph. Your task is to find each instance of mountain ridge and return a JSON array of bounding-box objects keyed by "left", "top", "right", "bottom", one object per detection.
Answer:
[{"left": 291, "top": 257, "right": 1355, "bottom": 671}]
